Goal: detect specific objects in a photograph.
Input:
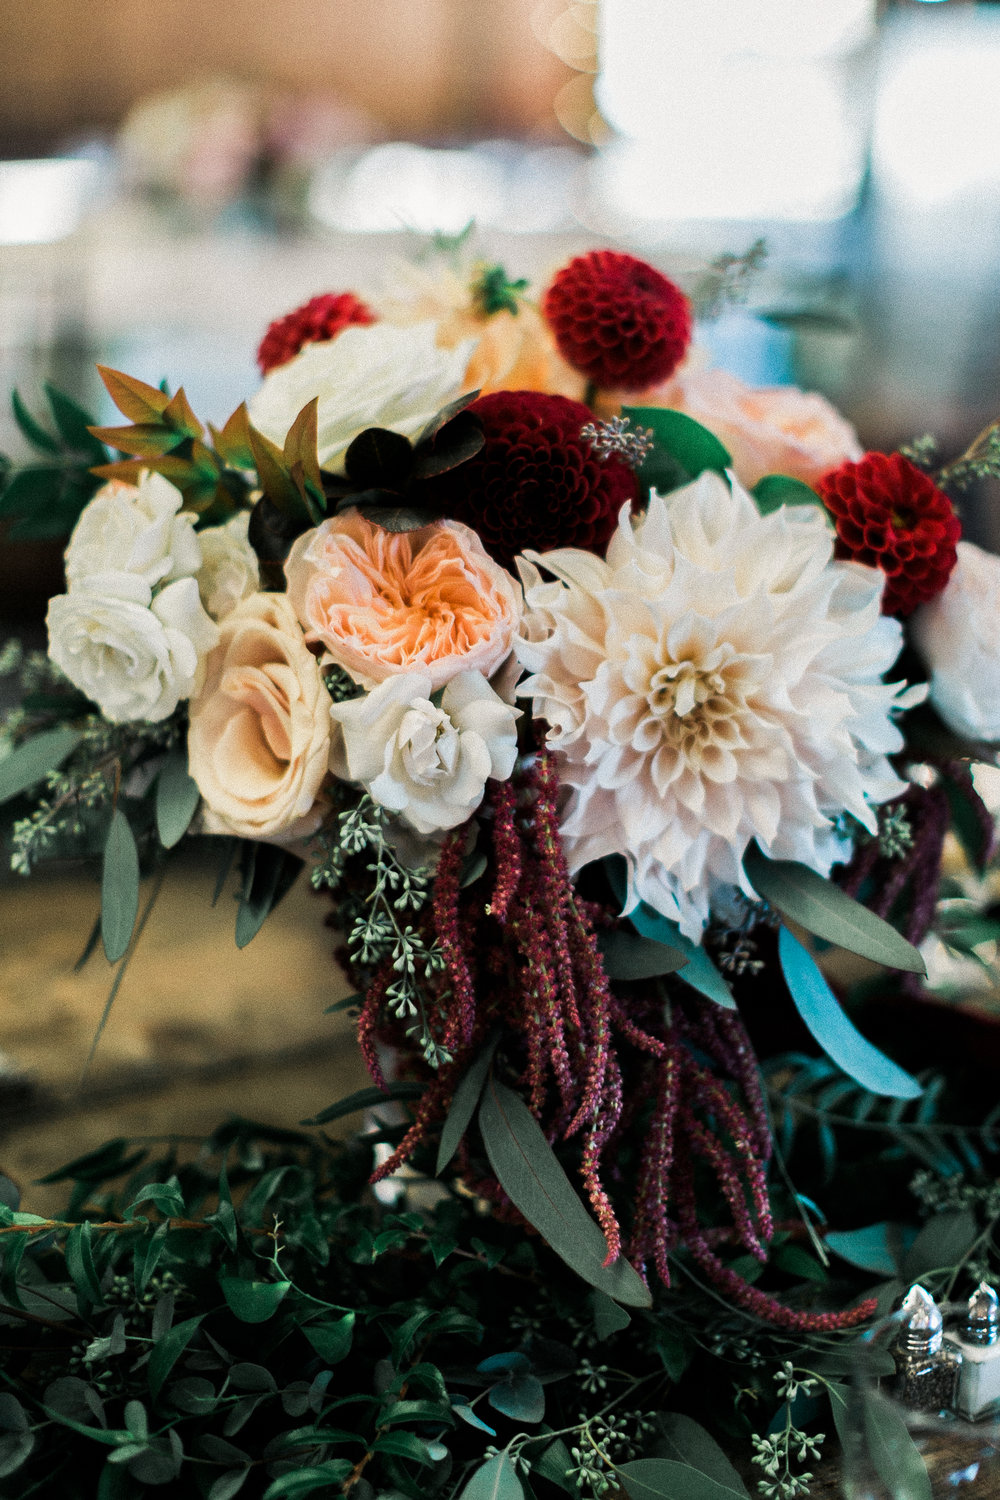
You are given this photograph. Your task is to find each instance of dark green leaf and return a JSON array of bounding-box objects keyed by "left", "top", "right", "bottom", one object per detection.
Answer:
[
  {"left": 652, "top": 1415, "right": 748, "bottom": 1496},
  {"left": 357, "top": 505, "right": 437, "bottom": 533},
  {"left": 0, "top": 726, "right": 81, "bottom": 805},
  {"left": 236, "top": 842, "right": 303, "bottom": 948},
  {"left": 825, "top": 1222, "right": 911, "bottom": 1276},
  {"left": 759, "top": 308, "right": 854, "bottom": 333},
  {"left": 12, "top": 389, "right": 59, "bottom": 452},
  {"left": 861, "top": 1391, "right": 932, "bottom": 1500},
  {"left": 218, "top": 1276, "right": 292, "bottom": 1324},
  {"left": 209, "top": 1471, "right": 250, "bottom": 1500},
  {"left": 303, "top": 1312, "right": 355, "bottom": 1365},
  {"left": 262, "top": 1462, "right": 354, "bottom": 1499},
  {"left": 901, "top": 1210, "right": 978, "bottom": 1283},
  {"left": 148, "top": 1313, "right": 204, "bottom": 1401},
  {"left": 488, "top": 1374, "right": 545, "bottom": 1424},
  {"left": 124, "top": 1177, "right": 186, "bottom": 1221},
  {"left": 778, "top": 927, "right": 922, "bottom": 1099},
  {"left": 417, "top": 389, "right": 481, "bottom": 447},
  {"left": 744, "top": 845, "right": 925, "bottom": 973},
  {"left": 752, "top": 474, "right": 824, "bottom": 516},
  {"left": 155, "top": 753, "right": 200, "bottom": 848},
  {"left": 45, "top": 384, "right": 107, "bottom": 462},
  {"left": 591, "top": 1288, "right": 631, "bottom": 1340},
  {"left": 459, "top": 1451, "right": 525, "bottom": 1500},
  {"left": 598, "top": 930, "right": 688, "bottom": 982},
  {"left": 623, "top": 405, "right": 731, "bottom": 479},
  {"left": 65, "top": 1222, "right": 103, "bottom": 1311},
  {"left": 412, "top": 409, "right": 485, "bottom": 479},
  {"left": 478, "top": 1078, "right": 651, "bottom": 1308},
  {"left": 0, "top": 1430, "right": 34, "bottom": 1479},
  {"left": 372, "top": 1430, "right": 436, "bottom": 1463},
  {"left": 531, "top": 1437, "right": 574, "bottom": 1493},
  {"left": 344, "top": 427, "right": 413, "bottom": 487},
  {"left": 102, "top": 809, "right": 140, "bottom": 964},
  {"left": 436, "top": 1033, "right": 501, "bottom": 1174},
  {"left": 619, "top": 1458, "right": 747, "bottom": 1500},
  {"left": 302, "top": 1082, "right": 426, "bottom": 1126}
]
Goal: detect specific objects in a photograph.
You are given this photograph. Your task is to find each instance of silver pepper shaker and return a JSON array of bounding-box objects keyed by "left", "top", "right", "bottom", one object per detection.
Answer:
[
  {"left": 893, "top": 1284, "right": 963, "bottom": 1413},
  {"left": 953, "top": 1283, "right": 1000, "bottom": 1420}
]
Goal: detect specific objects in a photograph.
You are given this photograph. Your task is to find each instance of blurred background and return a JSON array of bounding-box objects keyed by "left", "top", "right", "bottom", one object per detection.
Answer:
[{"left": 2, "top": 0, "right": 1000, "bottom": 1187}]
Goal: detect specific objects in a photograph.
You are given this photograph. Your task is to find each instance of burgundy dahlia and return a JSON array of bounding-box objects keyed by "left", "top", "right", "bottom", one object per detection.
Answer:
[
  {"left": 542, "top": 250, "right": 692, "bottom": 391},
  {"left": 435, "top": 391, "right": 638, "bottom": 569},
  {"left": 257, "top": 291, "right": 376, "bottom": 374},
  {"left": 818, "top": 451, "right": 961, "bottom": 616}
]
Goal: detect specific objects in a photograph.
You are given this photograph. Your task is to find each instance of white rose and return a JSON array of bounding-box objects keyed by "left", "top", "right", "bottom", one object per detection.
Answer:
[
  {"left": 911, "top": 540, "right": 1000, "bottom": 741},
  {"left": 65, "top": 472, "right": 201, "bottom": 592},
  {"left": 196, "top": 510, "right": 259, "bottom": 620},
  {"left": 47, "top": 574, "right": 219, "bottom": 723},
  {"left": 247, "top": 322, "right": 473, "bottom": 470},
  {"left": 330, "top": 670, "right": 520, "bottom": 835}
]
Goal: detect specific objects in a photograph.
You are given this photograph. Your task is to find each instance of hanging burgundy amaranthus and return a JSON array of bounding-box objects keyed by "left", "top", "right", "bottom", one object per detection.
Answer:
[{"left": 351, "top": 752, "right": 875, "bottom": 1331}]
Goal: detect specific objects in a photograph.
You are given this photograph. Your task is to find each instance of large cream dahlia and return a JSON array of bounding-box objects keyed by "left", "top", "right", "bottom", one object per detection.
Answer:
[{"left": 515, "top": 472, "right": 916, "bottom": 941}]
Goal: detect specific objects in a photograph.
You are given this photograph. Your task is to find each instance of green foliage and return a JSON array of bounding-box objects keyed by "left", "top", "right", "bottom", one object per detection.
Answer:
[
  {"left": 622, "top": 406, "right": 732, "bottom": 497},
  {"left": 0, "top": 384, "right": 109, "bottom": 539},
  {"left": 777, "top": 927, "right": 921, "bottom": 1101}
]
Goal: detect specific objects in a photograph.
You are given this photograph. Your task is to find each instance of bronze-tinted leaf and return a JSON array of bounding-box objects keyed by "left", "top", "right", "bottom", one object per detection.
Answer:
[
  {"left": 412, "top": 409, "right": 484, "bottom": 479},
  {"left": 343, "top": 427, "right": 413, "bottom": 488},
  {"left": 97, "top": 366, "right": 171, "bottom": 424}
]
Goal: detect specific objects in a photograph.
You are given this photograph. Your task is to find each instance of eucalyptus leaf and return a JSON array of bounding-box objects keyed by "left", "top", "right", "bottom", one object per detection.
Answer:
[
  {"left": 861, "top": 1392, "right": 932, "bottom": 1500},
  {"left": 598, "top": 930, "right": 688, "bottom": 982},
  {"left": 0, "top": 726, "right": 81, "bottom": 805},
  {"left": 604, "top": 857, "right": 733, "bottom": 1006},
  {"left": 825, "top": 1222, "right": 913, "bottom": 1276},
  {"left": 436, "top": 1033, "right": 500, "bottom": 1174},
  {"left": 101, "top": 810, "right": 140, "bottom": 964},
  {"left": 155, "top": 753, "right": 200, "bottom": 848},
  {"left": 618, "top": 1458, "right": 747, "bottom": 1500},
  {"left": 459, "top": 1450, "right": 525, "bottom": 1500},
  {"left": 778, "top": 927, "right": 922, "bottom": 1100},
  {"left": 744, "top": 845, "right": 925, "bottom": 974},
  {"left": 236, "top": 842, "right": 303, "bottom": 948},
  {"left": 301, "top": 1082, "right": 426, "bottom": 1127},
  {"left": 652, "top": 1414, "right": 749, "bottom": 1496},
  {"left": 901, "top": 1209, "right": 978, "bottom": 1283},
  {"left": 591, "top": 1288, "right": 631, "bottom": 1340},
  {"left": 478, "top": 1078, "right": 651, "bottom": 1308},
  {"left": 148, "top": 1314, "right": 205, "bottom": 1402}
]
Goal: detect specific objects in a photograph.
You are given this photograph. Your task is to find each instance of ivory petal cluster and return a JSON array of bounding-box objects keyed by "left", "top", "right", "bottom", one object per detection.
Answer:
[
  {"left": 911, "top": 540, "right": 1000, "bottom": 742},
  {"left": 330, "top": 670, "right": 520, "bottom": 835},
  {"left": 247, "top": 321, "right": 473, "bottom": 470},
  {"left": 515, "top": 471, "right": 914, "bottom": 941}
]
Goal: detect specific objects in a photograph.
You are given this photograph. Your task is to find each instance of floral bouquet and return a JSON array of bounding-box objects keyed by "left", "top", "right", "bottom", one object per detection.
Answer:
[{"left": 2, "top": 243, "right": 1000, "bottom": 1498}]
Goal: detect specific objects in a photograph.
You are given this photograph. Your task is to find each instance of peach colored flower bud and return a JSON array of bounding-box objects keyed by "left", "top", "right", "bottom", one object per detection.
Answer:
[{"left": 284, "top": 510, "right": 521, "bottom": 691}]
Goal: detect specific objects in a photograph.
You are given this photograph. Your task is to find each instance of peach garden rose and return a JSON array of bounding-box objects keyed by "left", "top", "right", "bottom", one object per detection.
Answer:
[
  {"left": 649, "top": 363, "right": 863, "bottom": 489},
  {"left": 284, "top": 509, "right": 521, "bottom": 690},
  {"left": 188, "top": 591, "right": 330, "bottom": 840}
]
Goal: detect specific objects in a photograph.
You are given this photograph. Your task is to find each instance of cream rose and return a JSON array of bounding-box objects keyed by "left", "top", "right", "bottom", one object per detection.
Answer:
[
  {"left": 911, "top": 541, "right": 1000, "bottom": 742},
  {"left": 285, "top": 510, "right": 521, "bottom": 691},
  {"left": 65, "top": 471, "right": 201, "bottom": 591},
  {"left": 196, "top": 511, "right": 259, "bottom": 620},
  {"left": 330, "top": 670, "right": 520, "bottom": 835},
  {"left": 247, "top": 321, "right": 473, "bottom": 470},
  {"left": 188, "top": 592, "right": 330, "bottom": 839},
  {"left": 648, "top": 365, "right": 863, "bottom": 489},
  {"left": 47, "top": 574, "right": 219, "bottom": 723}
]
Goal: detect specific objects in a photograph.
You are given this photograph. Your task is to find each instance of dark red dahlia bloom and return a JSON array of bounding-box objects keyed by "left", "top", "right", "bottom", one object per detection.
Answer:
[
  {"left": 542, "top": 250, "right": 692, "bottom": 391},
  {"left": 433, "top": 391, "right": 637, "bottom": 569},
  {"left": 257, "top": 292, "right": 376, "bottom": 374},
  {"left": 818, "top": 451, "right": 961, "bottom": 616}
]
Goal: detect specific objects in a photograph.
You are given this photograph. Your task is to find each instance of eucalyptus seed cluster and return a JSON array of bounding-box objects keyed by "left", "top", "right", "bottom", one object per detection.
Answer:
[
  {"left": 750, "top": 1364, "right": 824, "bottom": 1500},
  {"left": 311, "top": 792, "right": 448, "bottom": 1067}
]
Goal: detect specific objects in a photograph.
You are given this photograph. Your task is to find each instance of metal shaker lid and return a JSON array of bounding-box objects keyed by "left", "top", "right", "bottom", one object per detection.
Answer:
[
  {"left": 966, "top": 1282, "right": 1000, "bottom": 1346},
  {"left": 901, "top": 1284, "right": 943, "bottom": 1354}
]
